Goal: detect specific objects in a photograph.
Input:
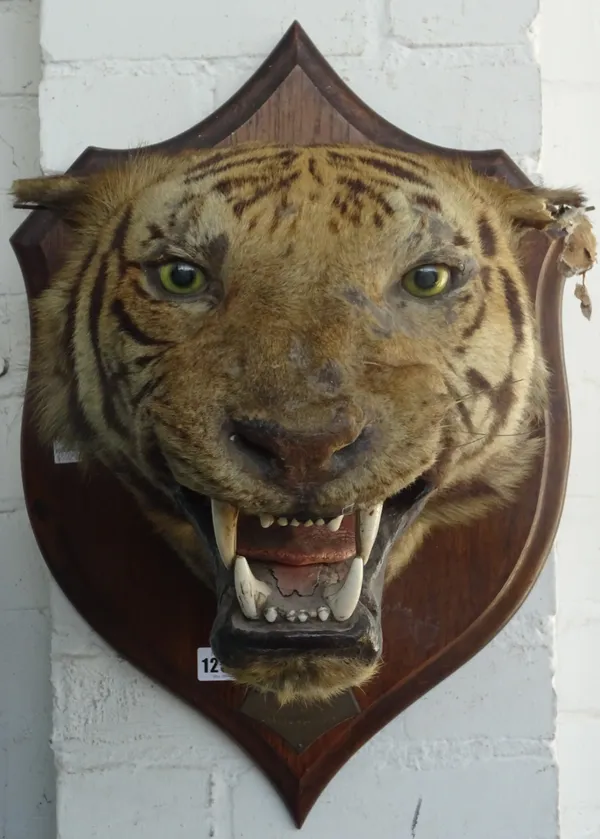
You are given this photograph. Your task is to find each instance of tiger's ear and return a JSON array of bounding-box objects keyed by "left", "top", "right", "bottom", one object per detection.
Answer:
[
  {"left": 484, "top": 177, "right": 589, "bottom": 230},
  {"left": 12, "top": 173, "right": 90, "bottom": 226}
]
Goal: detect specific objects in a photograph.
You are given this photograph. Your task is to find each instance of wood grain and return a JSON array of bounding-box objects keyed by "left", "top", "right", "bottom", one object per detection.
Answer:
[{"left": 10, "top": 22, "right": 570, "bottom": 828}]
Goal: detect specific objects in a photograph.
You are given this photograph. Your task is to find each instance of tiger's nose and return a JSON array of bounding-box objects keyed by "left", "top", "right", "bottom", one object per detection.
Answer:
[{"left": 228, "top": 417, "right": 371, "bottom": 487}]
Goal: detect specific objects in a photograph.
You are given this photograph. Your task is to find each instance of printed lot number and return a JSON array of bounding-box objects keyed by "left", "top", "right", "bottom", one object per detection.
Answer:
[{"left": 197, "top": 647, "right": 234, "bottom": 682}]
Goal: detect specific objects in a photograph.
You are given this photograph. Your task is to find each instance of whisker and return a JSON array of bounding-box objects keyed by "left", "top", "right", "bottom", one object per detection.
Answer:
[{"left": 451, "top": 378, "right": 525, "bottom": 406}]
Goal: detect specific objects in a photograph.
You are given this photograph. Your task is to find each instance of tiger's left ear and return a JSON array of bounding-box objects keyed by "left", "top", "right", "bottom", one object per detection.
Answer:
[
  {"left": 12, "top": 173, "right": 91, "bottom": 226},
  {"left": 483, "top": 176, "right": 589, "bottom": 231}
]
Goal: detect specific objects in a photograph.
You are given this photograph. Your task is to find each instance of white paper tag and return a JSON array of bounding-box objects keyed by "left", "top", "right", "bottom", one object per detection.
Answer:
[
  {"left": 53, "top": 440, "right": 81, "bottom": 464},
  {"left": 197, "top": 647, "right": 234, "bottom": 682}
]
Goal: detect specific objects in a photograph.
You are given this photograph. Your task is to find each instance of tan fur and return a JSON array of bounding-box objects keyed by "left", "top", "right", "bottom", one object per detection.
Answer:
[
  {"left": 13, "top": 143, "right": 585, "bottom": 703},
  {"left": 226, "top": 656, "right": 381, "bottom": 707}
]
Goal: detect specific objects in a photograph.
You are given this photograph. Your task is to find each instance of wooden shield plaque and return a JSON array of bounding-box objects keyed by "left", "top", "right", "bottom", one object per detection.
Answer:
[{"left": 11, "top": 22, "right": 578, "bottom": 827}]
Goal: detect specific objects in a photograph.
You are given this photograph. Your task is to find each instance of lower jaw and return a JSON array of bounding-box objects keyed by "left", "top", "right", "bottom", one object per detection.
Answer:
[
  {"left": 211, "top": 568, "right": 384, "bottom": 702},
  {"left": 176, "top": 479, "right": 433, "bottom": 703}
]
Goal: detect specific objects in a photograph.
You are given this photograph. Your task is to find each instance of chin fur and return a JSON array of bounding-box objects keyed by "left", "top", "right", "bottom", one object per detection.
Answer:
[{"left": 224, "top": 656, "right": 380, "bottom": 706}]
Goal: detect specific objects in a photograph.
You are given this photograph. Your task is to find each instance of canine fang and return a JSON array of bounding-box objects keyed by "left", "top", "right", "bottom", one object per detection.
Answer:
[
  {"left": 356, "top": 503, "right": 383, "bottom": 564},
  {"left": 211, "top": 500, "right": 239, "bottom": 567},
  {"left": 234, "top": 556, "right": 271, "bottom": 620},
  {"left": 327, "top": 556, "right": 364, "bottom": 621}
]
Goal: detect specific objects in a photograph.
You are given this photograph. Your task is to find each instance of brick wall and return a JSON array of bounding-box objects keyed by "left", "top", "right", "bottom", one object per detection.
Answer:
[
  {"left": 539, "top": 1, "right": 600, "bottom": 836},
  {"left": 0, "top": 2, "right": 55, "bottom": 838},
  {"left": 1, "top": 0, "right": 597, "bottom": 836}
]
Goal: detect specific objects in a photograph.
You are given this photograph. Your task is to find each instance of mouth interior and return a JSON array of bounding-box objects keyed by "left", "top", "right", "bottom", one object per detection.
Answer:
[{"left": 176, "top": 477, "right": 431, "bottom": 629}]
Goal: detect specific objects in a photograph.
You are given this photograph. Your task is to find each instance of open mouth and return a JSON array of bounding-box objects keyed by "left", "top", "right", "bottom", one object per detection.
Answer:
[{"left": 174, "top": 478, "right": 433, "bottom": 675}]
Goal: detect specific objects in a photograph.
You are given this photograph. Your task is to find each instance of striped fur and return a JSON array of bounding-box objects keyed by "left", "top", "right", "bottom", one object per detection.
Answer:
[{"left": 12, "top": 142, "right": 585, "bottom": 697}]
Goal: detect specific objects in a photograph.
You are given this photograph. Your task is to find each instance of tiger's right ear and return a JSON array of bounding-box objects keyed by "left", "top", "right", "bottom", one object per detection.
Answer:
[{"left": 12, "top": 173, "right": 90, "bottom": 227}]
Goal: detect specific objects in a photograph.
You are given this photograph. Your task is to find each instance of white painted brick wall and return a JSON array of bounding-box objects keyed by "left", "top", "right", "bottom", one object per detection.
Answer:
[
  {"left": 0, "top": 2, "right": 55, "bottom": 839},
  {"left": 2, "top": 0, "right": 598, "bottom": 836},
  {"left": 539, "top": 1, "right": 600, "bottom": 836}
]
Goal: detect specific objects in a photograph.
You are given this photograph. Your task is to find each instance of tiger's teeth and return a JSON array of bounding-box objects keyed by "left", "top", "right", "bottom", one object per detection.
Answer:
[
  {"left": 356, "top": 503, "right": 384, "bottom": 564},
  {"left": 234, "top": 556, "right": 271, "bottom": 620},
  {"left": 298, "top": 611, "right": 309, "bottom": 622},
  {"left": 286, "top": 610, "right": 297, "bottom": 622},
  {"left": 327, "top": 556, "right": 363, "bottom": 621},
  {"left": 304, "top": 519, "right": 314, "bottom": 527},
  {"left": 211, "top": 500, "right": 239, "bottom": 568},
  {"left": 317, "top": 606, "right": 330, "bottom": 621},
  {"left": 277, "top": 517, "right": 289, "bottom": 526},
  {"left": 327, "top": 515, "right": 344, "bottom": 532},
  {"left": 315, "top": 518, "right": 325, "bottom": 526},
  {"left": 260, "top": 514, "right": 275, "bottom": 529},
  {"left": 290, "top": 518, "right": 300, "bottom": 527},
  {"left": 264, "top": 606, "right": 278, "bottom": 623}
]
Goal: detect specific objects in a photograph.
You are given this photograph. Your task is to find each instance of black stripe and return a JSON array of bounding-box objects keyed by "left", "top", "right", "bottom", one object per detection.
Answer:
[
  {"left": 487, "top": 374, "right": 516, "bottom": 437},
  {"left": 232, "top": 172, "right": 300, "bottom": 218},
  {"left": 308, "top": 157, "right": 324, "bottom": 185},
  {"left": 444, "top": 377, "right": 476, "bottom": 434},
  {"left": 63, "top": 245, "right": 96, "bottom": 370},
  {"left": 213, "top": 174, "right": 271, "bottom": 196},
  {"left": 131, "top": 374, "right": 166, "bottom": 409},
  {"left": 133, "top": 354, "right": 162, "bottom": 369},
  {"left": 336, "top": 176, "right": 394, "bottom": 216},
  {"left": 89, "top": 255, "right": 128, "bottom": 437},
  {"left": 412, "top": 194, "right": 442, "bottom": 213},
  {"left": 500, "top": 268, "right": 525, "bottom": 345},
  {"left": 111, "top": 206, "right": 133, "bottom": 274},
  {"left": 480, "top": 266, "right": 492, "bottom": 292},
  {"left": 478, "top": 215, "right": 497, "bottom": 258},
  {"left": 453, "top": 232, "right": 470, "bottom": 247},
  {"left": 186, "top": 150, "right": 299, "bottom": 184},
  {"left": 357, "top": 156, "right": 434, "bottom": 189},
  {"left": 462, "top": 299, "right": 487, "bottom": 340},
  {"left": 111, "top": 298, "right": 174, "bottom": 347},
  {"left": 63, "top": 244, "right": 98, "bottom": 441},
  {"left": 368, "top": 148, "right": 433, "bottom": 174},
  {"left": 466, "top": 368, "right": 491, "bottom": 394}
]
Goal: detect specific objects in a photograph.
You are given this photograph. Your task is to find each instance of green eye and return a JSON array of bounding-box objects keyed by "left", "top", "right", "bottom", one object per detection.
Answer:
[
  {"left": 158, "top": 262, "right": 206, "bottom": 295},
  {"left": 402, "top": 264, "right": 451, "bottom": 298}
]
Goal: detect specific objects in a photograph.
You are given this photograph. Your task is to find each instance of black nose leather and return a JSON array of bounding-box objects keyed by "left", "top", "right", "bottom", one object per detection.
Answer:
[{"left": 229, "top": 417, "right": 371, "bottom": 486}]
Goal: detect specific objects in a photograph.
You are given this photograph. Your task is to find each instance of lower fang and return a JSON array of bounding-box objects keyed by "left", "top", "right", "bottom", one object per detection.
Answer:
[
  {"left": 317, "top": 606, "right": 330, "bottom": 621},
  {"left": 298, "top": 611, "right": 308, "bottom": 622},
  {"left": 264, "top": 607, "right": 277, "bottom": 623},
  {"left": 327, "top": 555, "right": 363, "bottom": 621},
  {"left": 234, "top": 555, "right": 271, "bottom": 620}
]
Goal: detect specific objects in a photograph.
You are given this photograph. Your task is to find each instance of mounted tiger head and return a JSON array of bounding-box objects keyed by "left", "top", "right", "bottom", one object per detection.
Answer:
[{"left": 12, "top": 143, "right": 590, "bottom": 704}]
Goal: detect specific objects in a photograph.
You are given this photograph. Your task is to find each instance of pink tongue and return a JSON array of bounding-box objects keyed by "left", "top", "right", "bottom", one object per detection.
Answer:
[
  {"left": 253, "top": 559, "right": 351, "bottom": 597},
  {"left": 237, "top": 514, "right": 356, "bottom": 566},
  {"left": 270, "top": 563, "right": 323, "bottom": 595}
]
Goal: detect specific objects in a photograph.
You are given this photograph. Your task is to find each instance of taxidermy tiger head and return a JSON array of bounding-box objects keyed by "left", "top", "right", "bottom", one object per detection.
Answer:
[{"left": 12, "top": 143, "right": 592, "bottom": 704}]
